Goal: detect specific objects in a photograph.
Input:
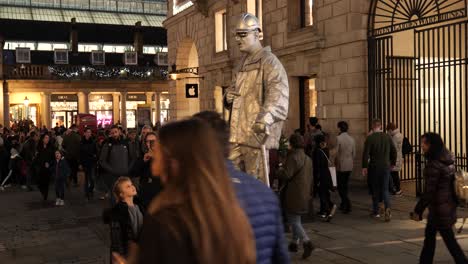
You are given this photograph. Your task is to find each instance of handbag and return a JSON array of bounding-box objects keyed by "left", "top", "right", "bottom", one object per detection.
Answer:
[{"left": 319, "top": 149, "right": 337, "bottom": 187}]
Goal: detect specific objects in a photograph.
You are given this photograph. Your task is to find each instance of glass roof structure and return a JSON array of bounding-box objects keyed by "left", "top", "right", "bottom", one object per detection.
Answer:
[{"left": 0, "top": 0, "right": 166, "bottom": 27}]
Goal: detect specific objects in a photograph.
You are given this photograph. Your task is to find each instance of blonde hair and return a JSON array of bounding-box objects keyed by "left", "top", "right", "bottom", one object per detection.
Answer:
[{"left": 112, "top": 176, "right": 132, "bottom": 201}]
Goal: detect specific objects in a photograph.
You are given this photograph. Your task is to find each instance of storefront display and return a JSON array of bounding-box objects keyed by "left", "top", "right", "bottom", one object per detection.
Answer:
[
  {"left": 89, "top": 94, "right": 113, "bottom": 128},
  {"left": 125, "top": 94, "right": 147, "bottom": 128},
  {"left": 160, "top": 94, "right": 170, "bottom": 124},
  {"left": 51, "top": 94, "right": 78, "bottom": 128},
  {"left": 10, "top": 104, "right": 38, "bottom": 126}
]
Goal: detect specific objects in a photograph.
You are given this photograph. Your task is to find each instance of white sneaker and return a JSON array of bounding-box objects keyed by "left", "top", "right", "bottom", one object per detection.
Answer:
[
  {"left": 21, "top": 185, "right": 27, "bottom": 190},
  {"left": 59, "top": 200, "right": 65, "bottom": 206},
  {"left": 55, "top": 199, "right": 60, "bottom": 206}
]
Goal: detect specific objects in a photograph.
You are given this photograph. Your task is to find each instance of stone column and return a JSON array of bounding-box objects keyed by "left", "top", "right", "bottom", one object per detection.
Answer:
[
  {"left": 70, "top": 18, "right": 78, "bottom": 55},
  {"left": 78, "top": 91, "right": 90, "bottom": 114},
  {"left": 41, "top": 92, "right": 51, "bottom": 128},
  {"left": 2, "top": 81, "right": 9, "bottom": 127},
  {"left": 120, "top": 91, "right": 127, "bottom": 129},
  {"left": 113, "top": 93, "right": 120, "bottom": 125},
  {"left": 155, "top": 92, "right": 161, "bottom": 123},
  {"left": 145, "top": 91, "right": 154, "bottom": 123}
]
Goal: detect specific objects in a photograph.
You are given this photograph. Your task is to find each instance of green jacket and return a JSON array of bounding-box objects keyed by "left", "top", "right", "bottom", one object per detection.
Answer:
[{"left": 362, "top": 132, "right": 397, "bottom": 169}]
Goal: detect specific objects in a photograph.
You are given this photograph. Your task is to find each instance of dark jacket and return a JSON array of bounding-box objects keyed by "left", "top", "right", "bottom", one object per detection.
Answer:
[
  {"left": 227, "top": 161, "right": 289, "bottom": 264},
  {"left": 132, "top": 157, "right": 163, "bottom": 211},
  {"left": 21, "top": 138, "right": 37, "bottom": 164},
  {"left": 138, "top": 205, "right": 197, "bottom": 264},
  {"left": 35, "top": 144, "right": 55, "bottom": 170},
  {"left": 62, "top": 132, "right": 81, "bottom": 160},
  {"left": 103, "top": 200, "right": 143, "bottom": 257},
  {"left": 277, "top": 149, "right": 313, "bottom": 214},
  {"left": 50, "top": 157, "right": 71, "bottom": 180},
  {"left": 99, "top": 138, "right": 132, "bottom": 176},
  {"left": 79, "top": 137, "right": 97, "bottom": 167},
  {"left": 362, "top": 131, "right": 397, "bottom": 169},
  {"left": 313, "top": 147, "right": 333, "bottom": 191},
  {"left": 414, "top": 151, "right": 458, "bottom": 229}
]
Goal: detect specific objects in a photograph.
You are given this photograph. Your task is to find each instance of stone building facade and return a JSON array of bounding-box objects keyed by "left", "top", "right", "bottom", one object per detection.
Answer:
[
  {"left": 164, "top": 0, "right": 468, "bottom": 183},
  {"left": 164, "top": 0, "right": 370, "bottom": 173}
]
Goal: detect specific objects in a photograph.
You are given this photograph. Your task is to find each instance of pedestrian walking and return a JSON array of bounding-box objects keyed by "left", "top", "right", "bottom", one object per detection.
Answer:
[
  {"left": 79, "top": 128, "right": 97, "bottom": 200},
  {"left": 313, "top": 134, "right": 337, "bottom": 221},
  {"left": 362, "top": 119, "right": 397, "bottom": 221},
  {"left": 412, "top": 133, "right": 467, "bottom": 264},
  {"left": 386, "top": 123, "right": 404, "bottom": 195},
  {"left": 50, "top": 150, "right": 71, "bottom": 206},
  {"left": 99, "top": 125, "right": 132, "bottom": 203},
  {"left": 335, "top": 121, "right": 355, "bottom": 214},
  {"left": 277, "top": 133, "right": 314, "bottom": 259},
  {"left": 62, "top": 125, "right": 81, "bottom": 186},
  {"left": 113, "top": 119, "right": 256, "bottom": 264},
  {"left": 36, "top": 134, "right": 55, "bottom": 201},
  {"left": 21, "top": 131, "right": 39, "bottom": 190}
]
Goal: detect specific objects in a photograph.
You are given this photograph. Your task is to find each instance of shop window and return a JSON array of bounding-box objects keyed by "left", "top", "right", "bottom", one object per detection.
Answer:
[
  {"left": 288, "top": 0, "right": 314, "bottom": 32},
  {"left": 215, "top": 9, "right": 228, "bottom": 53},
  {"left": 247, "top": 0, "right": 262, "bottom": 27}
]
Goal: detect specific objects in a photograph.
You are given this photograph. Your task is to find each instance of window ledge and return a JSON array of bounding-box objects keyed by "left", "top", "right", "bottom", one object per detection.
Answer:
[{"left": 286, "top": 26, "right": 319, "bottom": 46}]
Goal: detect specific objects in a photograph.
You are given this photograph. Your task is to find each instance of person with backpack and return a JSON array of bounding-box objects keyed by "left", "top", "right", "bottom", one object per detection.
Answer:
[
  {"left": 99, "top": 125, "right": 132, "bottom": 203},
  {"left": 386, "top": 123, "right": 404, "bottom": 195},
  {"left": 412, "top": 133, "right": 467, "bottom": 264}
]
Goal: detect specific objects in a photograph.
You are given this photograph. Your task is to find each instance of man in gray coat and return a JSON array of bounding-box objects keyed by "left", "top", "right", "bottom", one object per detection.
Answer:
[{"left": 335, "top": 121, "right": 355, "bottom": 213}]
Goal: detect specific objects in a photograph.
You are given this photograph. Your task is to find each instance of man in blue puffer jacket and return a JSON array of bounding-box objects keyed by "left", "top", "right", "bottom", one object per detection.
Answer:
[{"left": 194, "top": 111, "right": 290, "bottom": 264}]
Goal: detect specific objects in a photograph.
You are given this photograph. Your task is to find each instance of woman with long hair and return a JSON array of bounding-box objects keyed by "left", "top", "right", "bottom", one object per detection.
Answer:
[
  {"left": 116, "top": 119, "right": 256, "bottom": 264},
  {"left": 413, "top": 133, "right": 467, "bottom": 263},
  {"left": 36, "top": 133, "right": 55, "bottom": 201}
]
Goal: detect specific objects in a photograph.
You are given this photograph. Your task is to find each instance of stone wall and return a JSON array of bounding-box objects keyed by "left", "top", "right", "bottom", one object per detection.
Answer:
[{"left": 165, "top": 0, "right": 372, "bottom": 177}]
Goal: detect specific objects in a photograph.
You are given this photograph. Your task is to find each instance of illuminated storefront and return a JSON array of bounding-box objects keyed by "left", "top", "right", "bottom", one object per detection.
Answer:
[
  {"left": 125, "top": 94, "right": 147, "bottom": 128},
  {"left": 159, "top": 93, "right": 170, "bottom": 124},
  {"left": 89, "top": 94, "right": 113, "bottom": 127},
  {"left": 51, "top": 94, "right": 78, "bottom": 128}
]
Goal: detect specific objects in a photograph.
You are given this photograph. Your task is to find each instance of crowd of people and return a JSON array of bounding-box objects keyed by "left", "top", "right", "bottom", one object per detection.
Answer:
[{"left": 0, "top": 113, "right": 466, "bottom": 263}]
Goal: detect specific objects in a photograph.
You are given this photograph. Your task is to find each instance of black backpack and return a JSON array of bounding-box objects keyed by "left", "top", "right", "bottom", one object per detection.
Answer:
[{"left": 402, "top": 137, "right": 412, "bottom": 155}]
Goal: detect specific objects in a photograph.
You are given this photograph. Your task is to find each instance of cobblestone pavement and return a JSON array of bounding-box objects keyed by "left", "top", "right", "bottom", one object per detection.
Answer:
[{"left": 1, "top": 182, "right": 468, "bottom": 264}]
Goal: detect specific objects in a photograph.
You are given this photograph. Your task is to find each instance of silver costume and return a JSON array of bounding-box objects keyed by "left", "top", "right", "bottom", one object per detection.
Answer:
[{"left": 226, "top": 13, "right": 289, "bottom": 183}]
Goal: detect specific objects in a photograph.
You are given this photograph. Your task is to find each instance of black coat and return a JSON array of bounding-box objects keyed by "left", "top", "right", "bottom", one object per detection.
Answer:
[
  {"left": 79, "top": 137, "right": 97, "bottom": 167},
  {"left": 313, "top": 147, "right": 333, "bottom": 191},
  {"left": 103, "top": 200, "right": 143, "bottom": 257},
  {"left": 35, "top": 144, "right": 55, "bottom": 170},
  {"left": 415, "top": 151, "right": 458, "bottom": 229},
  {"left": 132, "top": 157, "right": 163, "bottom": 211}
]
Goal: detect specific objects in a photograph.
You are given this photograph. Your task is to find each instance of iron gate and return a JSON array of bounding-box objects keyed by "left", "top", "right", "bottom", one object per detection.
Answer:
[{"left": 369, "top": 21, "right": 468, "bottom": 195}]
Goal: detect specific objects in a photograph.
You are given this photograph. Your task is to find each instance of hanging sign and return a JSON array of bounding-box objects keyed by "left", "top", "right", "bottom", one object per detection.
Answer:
[{"left": 185, "top": 84, "right": 198, "bottom": 98}]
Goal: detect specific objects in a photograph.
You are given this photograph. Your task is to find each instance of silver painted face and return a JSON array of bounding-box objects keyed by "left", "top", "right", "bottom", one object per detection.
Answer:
[{"left": 235, "top": 30, "right": 257, "bottom": 52}]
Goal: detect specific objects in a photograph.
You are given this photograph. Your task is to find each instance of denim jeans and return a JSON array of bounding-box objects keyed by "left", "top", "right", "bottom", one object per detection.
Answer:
[
  {"left": 369, "top": 167, "right": 391, "bottom": 214},
  {"left": 287, "top": 214, "right": 310, "bottom": 243}
]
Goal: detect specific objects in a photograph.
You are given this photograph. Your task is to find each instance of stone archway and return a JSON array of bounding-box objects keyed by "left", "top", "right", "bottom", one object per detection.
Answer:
[{"left": 171, "top": 38, "right": 200, "bottom": 119}]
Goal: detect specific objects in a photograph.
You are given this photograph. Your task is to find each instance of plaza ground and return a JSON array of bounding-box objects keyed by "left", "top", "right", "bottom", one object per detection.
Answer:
[{"left": 1, "top": 181, "right": 468, "bottom": 264}]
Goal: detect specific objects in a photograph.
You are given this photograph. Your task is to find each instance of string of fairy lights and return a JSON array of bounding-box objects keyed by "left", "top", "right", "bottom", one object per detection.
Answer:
[{"left": 47, "top": 66, "right": 168, "bottom": 79}]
